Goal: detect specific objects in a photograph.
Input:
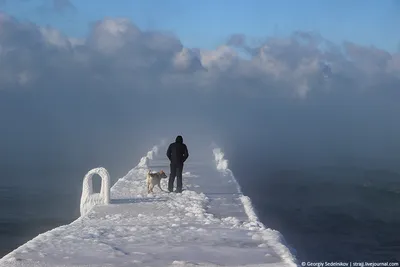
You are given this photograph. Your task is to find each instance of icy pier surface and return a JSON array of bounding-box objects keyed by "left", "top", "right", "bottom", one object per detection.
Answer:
[{"left": 0, "top": 144, "right": 297, "bottom": 267}]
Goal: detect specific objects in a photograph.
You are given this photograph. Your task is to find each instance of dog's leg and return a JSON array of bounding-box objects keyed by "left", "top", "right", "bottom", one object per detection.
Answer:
[
  {"left": 149, "top": 182, "right": 154, "bottom": 193},
  {"left": 147, "top": 175, "right": 151, "bottom": 194},
  {"left": 157, "top": 181, "right": 164, "bottom": 192},
  {"left": 149, "top": 184, "right": 154, "bottom": 194}
]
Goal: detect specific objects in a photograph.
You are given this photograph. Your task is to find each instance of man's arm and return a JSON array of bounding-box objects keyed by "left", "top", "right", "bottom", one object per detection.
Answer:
[
  {"left": 183, "top": 144, "right": 189, "bottom": 162},
  {"left": 166, "top": 144, "right": 172, "bottom": 161}
]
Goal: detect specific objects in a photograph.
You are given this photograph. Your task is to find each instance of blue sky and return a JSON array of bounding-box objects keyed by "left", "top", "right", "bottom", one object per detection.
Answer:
[{"left": 1, "top": 0, "right": 399, "bottom": 51}]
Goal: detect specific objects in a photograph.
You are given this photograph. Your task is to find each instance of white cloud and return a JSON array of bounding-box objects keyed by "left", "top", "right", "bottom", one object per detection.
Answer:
[{"left": 0, "top": 12, "right": 399, "bottom": 100}]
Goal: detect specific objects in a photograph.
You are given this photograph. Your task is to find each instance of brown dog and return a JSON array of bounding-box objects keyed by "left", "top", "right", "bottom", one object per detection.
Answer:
[{"left": 146, "top": 170, "right": 168, "bottom": 193}]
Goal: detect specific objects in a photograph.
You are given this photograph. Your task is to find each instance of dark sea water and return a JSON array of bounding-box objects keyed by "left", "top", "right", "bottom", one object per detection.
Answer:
[
  {"left": 0, "top": 170, "right": 81, "bottom": 257},
  {"left": 1, "top": 162, "right": 400, "bottom": 263},
  {"left": 0, "top": 163, "right": 122, "bottom": 258},
  {"left": 233, "top": 165, "right": 400, "bottom": 263},
  {"left": 0, "top": 186, "right": 79, "bottom": 257}
]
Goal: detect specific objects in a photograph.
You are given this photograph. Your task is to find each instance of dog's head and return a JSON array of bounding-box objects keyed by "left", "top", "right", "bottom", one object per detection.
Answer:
[{"left": 159, "top": 170, "right": 168, "bottom": 178}]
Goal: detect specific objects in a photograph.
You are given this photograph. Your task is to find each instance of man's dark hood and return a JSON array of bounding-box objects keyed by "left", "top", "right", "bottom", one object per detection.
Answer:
[{"left": 175, "top": 135, "right": 183, "bottom": 143}]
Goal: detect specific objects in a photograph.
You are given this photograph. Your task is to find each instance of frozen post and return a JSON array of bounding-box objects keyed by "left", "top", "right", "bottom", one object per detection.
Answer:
[{"left": 80, "top": 167, "right": 110, "bottom": 216}]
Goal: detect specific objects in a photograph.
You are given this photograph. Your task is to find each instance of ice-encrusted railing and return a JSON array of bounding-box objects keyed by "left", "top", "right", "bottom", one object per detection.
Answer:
[
  {"left": 80, "top": 167, "right": 111, "bottom": 216},
  {"left": 212, "top": 147, "right": 259, "bottom": 222},
  {"left": 212, "top": 147, "right": 298, "bottom": 264},
  {"left": 79, "top": 144, "right": 162, "bottom": 217}
]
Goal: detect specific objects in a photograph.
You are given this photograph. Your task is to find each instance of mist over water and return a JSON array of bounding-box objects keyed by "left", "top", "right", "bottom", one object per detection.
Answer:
[
  {"left": 1, "top": 86, "right": 400, "bottom": 261},
  {"left": 228, "top": 151, "right": 400, "bottom": 261},
  {"left": 0, "top": 10, "right": 400, "bottom": 262}
]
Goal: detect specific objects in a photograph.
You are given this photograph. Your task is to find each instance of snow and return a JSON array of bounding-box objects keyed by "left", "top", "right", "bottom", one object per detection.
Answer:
[
  {"left": 80, "top": 167, "right": 111, "bottom": 217},
  {"left": 0, "top": 143, "right": 298, "bottom": 267}
]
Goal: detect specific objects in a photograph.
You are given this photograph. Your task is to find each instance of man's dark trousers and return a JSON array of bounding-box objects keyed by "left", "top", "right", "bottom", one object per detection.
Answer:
[{"left": 168, "top": 163, "right": 183, "bottom": 192}]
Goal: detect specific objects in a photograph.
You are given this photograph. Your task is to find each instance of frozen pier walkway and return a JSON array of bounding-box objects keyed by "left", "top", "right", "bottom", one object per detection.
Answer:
[{"left": 0, "top": 143, "right": 297, "bottom": 267}]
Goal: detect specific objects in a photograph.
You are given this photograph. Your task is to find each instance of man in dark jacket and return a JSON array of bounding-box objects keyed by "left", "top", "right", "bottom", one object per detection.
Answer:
[{"left": 166, "top": 135, "right": 189, "bottom": 193}]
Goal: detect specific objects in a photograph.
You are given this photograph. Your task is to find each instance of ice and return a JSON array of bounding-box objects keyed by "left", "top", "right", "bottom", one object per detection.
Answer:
[
  {"left": 0, "top": 143, "right": 297, "bottom": 267},
  {"left": 80, "top": 167, "right": 111, "bottom": 216}
]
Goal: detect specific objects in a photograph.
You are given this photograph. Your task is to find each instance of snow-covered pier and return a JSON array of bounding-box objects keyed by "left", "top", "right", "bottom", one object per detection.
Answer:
[{"left": 0, "top": 143, "right": 297, "bottom": 267}]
